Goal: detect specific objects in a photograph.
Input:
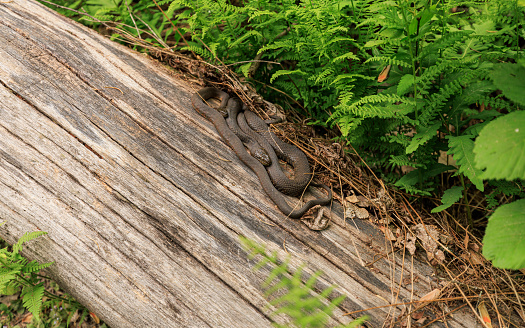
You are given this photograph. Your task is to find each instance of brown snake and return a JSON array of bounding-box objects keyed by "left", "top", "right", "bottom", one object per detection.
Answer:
[{"left": 191, "top": 87, "right": 332, "bottom": 219}]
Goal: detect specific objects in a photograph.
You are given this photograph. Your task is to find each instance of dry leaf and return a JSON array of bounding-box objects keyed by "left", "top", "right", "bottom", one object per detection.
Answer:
[
  {"left": 302, "top": 206, "right": 330, "bottom": 230},
  {"left": 344, "top": 203, "right": 369, "bottom": 219},
  {"left": 378, "top": 64, "right": 391, "bottom": 82},
  {"left": 419, "top": 288, "right": 441, "bottom": 303},
  {"left": 411, "top": 311, "right": 425, "bottom": 320},
  {"left": 413, "top": 224, "right": 441, "bottom": 262},
  {"left": 434, "top": 249, "right": 445, "bottom": 263},
  {"left": 345, "top": 191, "right": 358, "bottom": 203},
  {"left": 469, "top": 251, "right": 485, "bottom": 265},
  {"left": 21, "top": 313, "right": 33, "bottom": 323},
  {"left": 356, "top": 195, "right": 372, "bottom": 207},
  {"left": 415, "top": 316, "right": 427, "bottom": 324},
  {"left": 406, "top": 235, "right": 417, "bottom": 255},
  {"left": 477, "top": 302, "right": 493, "bottom": 328},
  {"left": 468, "top": 242, "right": 480, "bottom": 253},
  {"left": 380, "top": 226, "right": 396, "bottom": 241}
]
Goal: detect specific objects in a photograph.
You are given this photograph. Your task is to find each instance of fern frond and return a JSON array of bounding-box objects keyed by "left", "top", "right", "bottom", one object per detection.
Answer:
[
  {"left": 228, "top": 30, "right": 262, "bottom": 49},
  {"left": 22, "top": 283, "right": 45, "bottom": 320},
  {"left": 331, "top": 51, "right": 359, "bottom": 64},
  {"left": 364, "top": 56, "right": 412, "bottom": 68},
  {"left": 447, "top": 135, "right": 485, "bottom": 191},
  {"left": 13, "top": 231, "right": 48, "bottom": 254},
  {"left": 270, "top": 69, "right": 306, "bottom": 83},
  {"left": 22, "top": 260, "right": 54, "bottom": 274}
]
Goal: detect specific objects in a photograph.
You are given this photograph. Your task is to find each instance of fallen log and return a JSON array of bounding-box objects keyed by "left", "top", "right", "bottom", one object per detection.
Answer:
[{"left": 0, "top": 1, "right": 481, "bottom": 327}]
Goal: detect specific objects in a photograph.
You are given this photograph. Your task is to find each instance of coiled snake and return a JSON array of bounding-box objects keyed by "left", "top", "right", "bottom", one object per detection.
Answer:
[{"left": 191, "top": 87, "right": 332, "bottom": 219}]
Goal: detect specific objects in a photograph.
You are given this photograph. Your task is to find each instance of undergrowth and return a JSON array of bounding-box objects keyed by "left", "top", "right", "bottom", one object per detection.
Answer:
[
  {"left": 0, "top": 225, "right": 102, "bottom": 328},
  {"left": 37, "top": 0, "right": 525, "bottom": 267}
]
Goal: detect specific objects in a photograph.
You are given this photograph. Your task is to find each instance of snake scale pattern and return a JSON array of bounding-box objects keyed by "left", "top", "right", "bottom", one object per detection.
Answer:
[{"left": 191, "top": 87, "right": 332, "bottom": 219}]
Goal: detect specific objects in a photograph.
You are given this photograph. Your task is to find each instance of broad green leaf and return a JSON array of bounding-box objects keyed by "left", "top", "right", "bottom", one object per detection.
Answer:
[
  {"left": 406, "top": 122, "right": 441, "bottom": 154},
  {"left": 482, "top": 199, "right": 525, "bottom": 269},
  {"left": 431, "top": 186, "right": 463, "bottom": 213},
  {"left": 474, "top": 111, "right": 525, "bottom": 180},
  {"left": 447, "top": 135, "right": 484, "bottom": 191},
  {"left": 490, "top": 63, "right": 525, "bottom": 106}
]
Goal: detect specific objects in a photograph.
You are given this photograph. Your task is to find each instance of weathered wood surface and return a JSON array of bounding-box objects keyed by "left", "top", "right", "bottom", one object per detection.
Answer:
[{"left": 0, "top": 1, "right": 481, "bottom": 327}]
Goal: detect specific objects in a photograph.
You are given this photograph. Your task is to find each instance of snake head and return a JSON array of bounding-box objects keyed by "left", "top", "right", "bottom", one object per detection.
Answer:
[{"left": 251, "top": 148, "right": 272, "bottom": 166}]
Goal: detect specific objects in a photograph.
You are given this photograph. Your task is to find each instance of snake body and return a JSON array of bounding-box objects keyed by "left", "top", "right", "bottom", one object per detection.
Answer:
[{"left": 191, "top": 87, "right": 331, "bottom": 219}]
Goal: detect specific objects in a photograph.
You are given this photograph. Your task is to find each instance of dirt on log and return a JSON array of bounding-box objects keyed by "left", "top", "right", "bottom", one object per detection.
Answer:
[{"left": 0, "top": 1, "right": 481, "bottom": 327}]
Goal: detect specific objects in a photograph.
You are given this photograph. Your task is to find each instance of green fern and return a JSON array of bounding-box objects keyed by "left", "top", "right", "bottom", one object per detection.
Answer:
[
  {"left": 21, "top": 283, "right": 45, "bottom": 320},
  {"left": 432, "top": 186, "right": 464, "bottom": 213},
  {"left": 240, "top": 237, "right": 367, "bottom": 328},
  {"left": 447, "top": 135, "right": 485, "bottom": 192},
  {"left": 13, "top": 231, "right": 48, "bottom": 255}
]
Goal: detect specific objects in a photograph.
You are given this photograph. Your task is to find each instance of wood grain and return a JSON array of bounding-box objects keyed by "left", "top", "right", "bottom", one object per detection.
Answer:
[{"left": 0, "top": 1, "right": 480, "bottom": 327}]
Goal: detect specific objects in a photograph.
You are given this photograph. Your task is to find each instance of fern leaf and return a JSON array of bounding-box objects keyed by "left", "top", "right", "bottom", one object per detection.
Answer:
[
  {"left": 228, "top": 30, "right": 262, "bottom": 49},
  {"left": 406, "top": 122, "right": 441, "bottom": 154},
  {"left": 0, "top": 270, "right": 18, "bottom": 291},
  {"left": 13, "top": 231, "right": 48, "bottom": 254},
  {"left": 364, "top": 56, "right": 412, "bottom": 68},
  {"left": 22, "top": 260, "right": 54, "bottom": 274},
  {"left": 270, "top": 69, "right": 306, "bottom": 83},
  {"left": 397, "top": 74, "right": 415, "bottom": 96},
  {"left": 331, "top": 51, "right": 359, "bottom": 64},
  {"left": 22, "top": 283, "right": 45, "bottom": 320},
  {"left": 447, "top": 135, "right": 485, "bottom": 191},
  {"left": 432, "top": 186, "right": 464, "bottom": 213}
]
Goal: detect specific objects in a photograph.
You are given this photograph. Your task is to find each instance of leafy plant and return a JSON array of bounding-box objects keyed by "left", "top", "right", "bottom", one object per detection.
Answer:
[
  {"left": 240, "top": 236, "right": 367, "bottom": 328},
  {"left": 167, "top": 0, "right": 367, "bottom": 118},
  {"left": 1, "top": 228, "right": 53, "bottom": 321},
  {"left": 474, "top": 60, "right": 525, "bottom": 270},
  {"left": 330, "top": 0, "right": 523, "bottom": 198},
  {"left": 39, "top": 0, "right": 181, "bottom": 50},
  {"left": 0, "top": 224, "right": 93, "bottom": 327}
]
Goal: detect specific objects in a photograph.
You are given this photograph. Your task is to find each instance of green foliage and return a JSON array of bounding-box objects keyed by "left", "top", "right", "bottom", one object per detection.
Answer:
[
  {"left": 330, "top": 0, "right": 523, "bottom": 196},
  {"left": 0, "top": 226, "right": 93, "bottom": 327},
  {"left": 490, "top": 61, "right": 525, "bottom": 106},
  {"left": 432, "top": 186, "right": 464, "bottom": 213},
  {"left": 39, "top": 0, "right": 179, "bottom": 49},
  {"left": 240, "top": 237, "right": 367, "bottom": 328},
  {"left": 21, "top": 283, "right": 46, "bottom": 320},
  {"left": 485, "top": 180, "right": 524, "bottom": 209},
  {"left": 447, "top": 135, "right": 484, "bottom": 192},
  {"left": 0, "top": 228, "right": 52, "bottom": 321},
  {"left": 474, "top": 62, "right": 525, "bottom": 269},
  {"left": 482, "top": 199, "right": 525, "bottom": 269},
  {"left": 165, "top": 0, "right": 369, "bottom": 118},
  {"left": 474, "top": 110, "right": 525, "bottom": 180}
]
